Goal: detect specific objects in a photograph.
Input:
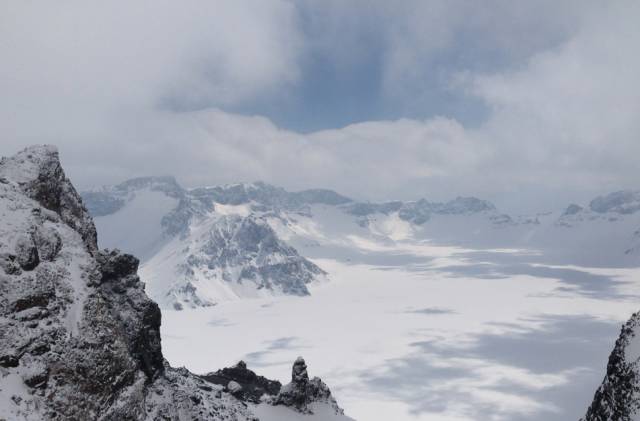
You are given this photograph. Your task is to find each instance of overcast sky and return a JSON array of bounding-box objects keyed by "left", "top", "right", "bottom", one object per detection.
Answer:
[{"left": 1, "top": 1, "right": 639, "bottom": 213}]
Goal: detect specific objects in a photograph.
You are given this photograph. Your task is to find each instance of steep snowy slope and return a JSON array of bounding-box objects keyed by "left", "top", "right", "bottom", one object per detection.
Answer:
[{"left": 0, "top": 145, "right": 352, "bottom": 421}]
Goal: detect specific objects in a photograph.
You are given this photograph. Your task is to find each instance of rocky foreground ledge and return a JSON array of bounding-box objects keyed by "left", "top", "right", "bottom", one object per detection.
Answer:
[
  {"left": 582, "top": 312, "right": 640, "bottom": 421},
  {"left": 0, "top": 145, "right": 349, "bottom": 420}
]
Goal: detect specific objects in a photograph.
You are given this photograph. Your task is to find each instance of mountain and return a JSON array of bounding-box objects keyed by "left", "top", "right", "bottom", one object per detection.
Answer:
[
  {"left": 582, "top": 311, "right": 640, "bottom": 420},
  {"left": 142, "top": 213, "right": 327, "bottom": 310},
  {"left": 0, "top": 145, "right": 351, "bottom": 421},
  {"left": 82, "top": 175, "right": 640, "bottom": 311},
  {"left": 82, "top": 178, "right": 512, "bottom": 308},
  {"left": 82, "top": 179, "right": 333, "bottom": 309}
]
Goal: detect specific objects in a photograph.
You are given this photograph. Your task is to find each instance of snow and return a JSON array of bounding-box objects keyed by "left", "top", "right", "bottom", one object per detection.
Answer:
[
  {"left": 251, "top": 402, "right": 356, "bottom": 421},
  {"left": 0, "top": 371, "right": 41, "bottom": 421},
  {"left": 161, "top": 236, "right": 640, "bottom": 421},
  {"left": 367, "top": 212, "right": 414, "bottom": 241},
  {"left": 82, "top": 178, "right": 640, "bottom": 420},
  {"left": 214, "top": 203, "right": 252, "bottom": 217}
]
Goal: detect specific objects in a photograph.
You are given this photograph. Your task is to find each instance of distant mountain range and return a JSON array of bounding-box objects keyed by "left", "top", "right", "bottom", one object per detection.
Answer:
[{"left": 81, "top": 177, "right": 640, "bottom": 310}]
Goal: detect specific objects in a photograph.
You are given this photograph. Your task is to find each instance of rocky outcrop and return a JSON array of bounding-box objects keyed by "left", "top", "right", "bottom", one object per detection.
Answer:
[
  {"left": 201, "top": 361, "right": 282, "bottom": 403},
  {"left": 201, "top": 358, "right": 346, "bottom": 417},
  {"left": 0, "top": 146, "right": 253, "bottom": 420},
  {"left": 582, "top": 312, "right": 640, "bottom": 420},
  {"left": 0, "top": 145, "right": 98, "bottom": 254},
  {"left": 274, "top": 357, "right": 344, "bottom": 415}
]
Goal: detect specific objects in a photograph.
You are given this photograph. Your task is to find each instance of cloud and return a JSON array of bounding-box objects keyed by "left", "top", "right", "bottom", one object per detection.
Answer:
[
  {"left": 0, "top": 1, "right": 639, "bottom": 212},
  {"left": 0, "top": 1, "right": 301, "bottom": 114}
]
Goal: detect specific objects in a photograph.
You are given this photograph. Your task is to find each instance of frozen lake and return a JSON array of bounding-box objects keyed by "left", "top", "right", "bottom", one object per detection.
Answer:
[{"left": 161, "top": 239, "right": 640, "bottom": 421}]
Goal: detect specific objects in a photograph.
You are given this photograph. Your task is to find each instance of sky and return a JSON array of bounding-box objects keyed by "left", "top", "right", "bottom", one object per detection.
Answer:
[{"left": 1, "top": 1, "right": 639, "bottom": 213}]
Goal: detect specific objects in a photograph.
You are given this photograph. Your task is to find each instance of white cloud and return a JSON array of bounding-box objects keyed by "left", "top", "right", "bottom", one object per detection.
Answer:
[{"left": 1, "top": 1, "right": 639, "bottom": 213}]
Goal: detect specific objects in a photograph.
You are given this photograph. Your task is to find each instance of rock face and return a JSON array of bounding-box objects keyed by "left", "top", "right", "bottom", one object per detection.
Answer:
[
  {"left": 274, "top": 357, "right": 344, "bottom": 415},
  {"left": 202, "top": 358, "right": 345, "bottom": 417},
  {"left": 582, "top": 312, "right": 640, "bottom": 421},
  {"left": 0, "top": 146, "right": 254, "bottom": 420},
  {"left": 187, "top": 215, "right": 324, "bottom": 293},
  {"left": 143, "top": 213, "right": 327, "bottom": 310},
  {"left": 201, "top": 361, "right": 282, "bottom": 403},
  {"left": 0, "top": 145, "right": 98, "bottom": 254}
]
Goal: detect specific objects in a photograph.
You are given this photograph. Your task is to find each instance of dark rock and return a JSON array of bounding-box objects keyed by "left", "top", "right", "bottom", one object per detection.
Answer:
[
  {"left": 274, "top": 357, "right": 344, "bottom": 415},
  {"left": 0, "top": 253, "right": 21, "bottom": 275},
  {"left": 96, "top": 249, "right": 139, "bottom": 283},
  {"left": 10, "top": 290, "right": 53, "bottom": 313},
  {"left": 0, "top": 354, "right": 19, "bottom": 367},
  {"left": 201, "top": 360, "right": 282, "bottom": 403},
  {"left": 0, "top": 145, "right": 98, "bottom": 253}
]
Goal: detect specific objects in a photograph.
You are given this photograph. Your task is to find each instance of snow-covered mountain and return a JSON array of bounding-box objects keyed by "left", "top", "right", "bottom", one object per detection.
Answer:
[
  {"left": 82, "top": 176, "right": 640, "bottom": 309},
  {"left": 0, "top": 145, "right": 352, "bottom": 421},
  {"left": 143, "top": 213, "right": 327, "bottom": 310},
  {"left": 82, "top": 178, "right": 515, "bottom": 309}
]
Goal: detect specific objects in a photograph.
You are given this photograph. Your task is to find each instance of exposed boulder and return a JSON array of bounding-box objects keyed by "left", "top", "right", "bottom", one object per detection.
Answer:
[{"left": 274, "top": 357, "right": 345, "bottom": 415}]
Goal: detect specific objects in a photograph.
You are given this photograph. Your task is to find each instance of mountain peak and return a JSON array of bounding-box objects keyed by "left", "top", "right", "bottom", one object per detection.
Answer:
[{"left": 0, "top": 145, "right": 98, "bottom": 253}]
